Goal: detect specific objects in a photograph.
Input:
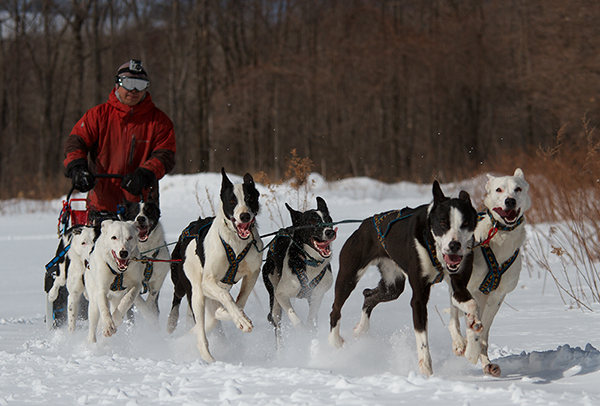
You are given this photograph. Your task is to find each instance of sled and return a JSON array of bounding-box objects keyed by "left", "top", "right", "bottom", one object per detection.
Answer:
[{"left": 44, "top": 174, "right": 126, "bottom": 330}]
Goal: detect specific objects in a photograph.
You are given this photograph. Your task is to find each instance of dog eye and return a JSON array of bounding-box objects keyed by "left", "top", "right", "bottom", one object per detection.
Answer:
[
  {"left": 230, "top": 198, "right": 237, "bottom": 205},
  {"left": 111, "top": 236, "right": 117, "bottom": 240},
  {"left": 496, "top": 188, "right": 503, "bottom": 193},
  {"left": 515, "top": 187, "right": 522, "bottom": 193}
]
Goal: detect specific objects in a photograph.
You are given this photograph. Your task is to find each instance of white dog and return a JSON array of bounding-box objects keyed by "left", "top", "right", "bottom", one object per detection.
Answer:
[
  {"left": 85, "top": 220, "right": 151, "bottom": 343},
  {"left": 448, "top": 168, "right": 531, "bottom": 377},
  {"left": 167, "top": 168, "right": 263, "bottom": 363},
  {"left": 47, "top": 225, "right": 96, "bottom": 332}
]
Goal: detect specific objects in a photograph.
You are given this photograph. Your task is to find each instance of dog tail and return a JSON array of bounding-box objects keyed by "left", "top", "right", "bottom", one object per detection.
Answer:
[{"left": 262, "top": 259, "right": 276, "bottom": 326}]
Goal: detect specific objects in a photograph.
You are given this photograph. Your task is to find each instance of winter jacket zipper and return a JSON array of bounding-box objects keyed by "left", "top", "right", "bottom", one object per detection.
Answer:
[{"left": 129, "top": 134, "right": 136, "bottom": 166}]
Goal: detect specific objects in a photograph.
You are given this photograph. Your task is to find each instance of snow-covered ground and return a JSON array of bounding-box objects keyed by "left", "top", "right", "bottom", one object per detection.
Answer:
[{"left": 0, "top": 172, "right": 599, "bottom": 405}]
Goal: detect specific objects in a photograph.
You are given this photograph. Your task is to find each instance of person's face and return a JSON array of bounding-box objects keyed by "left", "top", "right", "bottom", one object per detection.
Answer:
[{"left": 116, "top": 84, "right": 146, "bottom": 106}]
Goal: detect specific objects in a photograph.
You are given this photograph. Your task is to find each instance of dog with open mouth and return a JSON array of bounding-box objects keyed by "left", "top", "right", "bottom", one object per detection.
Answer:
[
  {"left": 262, "top": 197, "right": 337, "bottom": 349},
  {"left": 166, "top": 168, "right": 263, "bottom": 363},
  {"left": 328, "top": 181, "right": 480, "bottom": 376},
  {"left": 84, "top": 219, "right": 153, "bottom": 343},
  {"left": 121, "top": 197, "right": 170, "bottom": 322},
  {"left": 448, "top": 168, "right": 531, "bottom": 377}
]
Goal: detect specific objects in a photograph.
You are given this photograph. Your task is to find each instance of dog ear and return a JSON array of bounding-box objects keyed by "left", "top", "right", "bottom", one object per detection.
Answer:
[
  {"left": 432, "top": 180, "right": 446, "bottom": 203},
  {"left": 101, "top": 219, "right": 113, "bottom": 232},
  {"left": 221, "top": 167, "right": 233, "bottom": 190},
  {"left": 458, "top": 190, "right": 472, "bottom": 205},
  {"left": 243, "top": 173, "right": 255, "bottom": 186},
  {"left": 285, "top": 203, "right": 301, "bottom": 225},
  {"left": 485, "top": 174, "right": 496, "bottom": 192},
  {"left": 514, "top": 168, "right": 524, "bottom": 179},
  {"left": 316, "top": 196, "right": 329, "bottom": 214}
]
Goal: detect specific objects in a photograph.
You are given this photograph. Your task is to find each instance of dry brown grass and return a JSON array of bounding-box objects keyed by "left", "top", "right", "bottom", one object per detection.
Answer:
[
  {"left": 255, "top": 149, "right": 316, "bottom": 228},
  {"left": 517, "top": 114, "right": 600, "bottom": 309}
]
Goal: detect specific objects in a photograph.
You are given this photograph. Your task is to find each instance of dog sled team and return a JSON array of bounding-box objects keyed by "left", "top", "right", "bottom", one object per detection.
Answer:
[{"left": 45, "top": 167, "right": 531, "bottom": 378}]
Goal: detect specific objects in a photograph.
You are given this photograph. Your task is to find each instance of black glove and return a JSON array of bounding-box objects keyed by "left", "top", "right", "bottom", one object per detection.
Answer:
[
  {"left": 122, "top": 167, "right": 156, "bottom": 196},
  {"left": 66, "top": 159, "right": 95, "bottom": 193}
]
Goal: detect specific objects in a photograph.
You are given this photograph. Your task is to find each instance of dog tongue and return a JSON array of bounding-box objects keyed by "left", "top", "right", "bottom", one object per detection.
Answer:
[
  {"left": 138, "top": 227, "right": 149, "bottom": 242},
  {"left": 443, "top": 254, "right": 462, "bottom": 267},
  {"left": 112, "top": 251, "right": 129, "bottom": 270},
  {"left": 236, "top": 221, "right": 252, "bottom": 239},
  {"left": 493, "top": 207, "right": 518, "bottom": 221},
  {"left": 313, "top": 240, "right": 332, "bottom": 257}
]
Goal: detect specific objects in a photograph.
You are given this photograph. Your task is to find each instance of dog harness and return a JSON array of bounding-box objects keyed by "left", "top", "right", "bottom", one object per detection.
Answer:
[
  {"left": 109, "top": 264, "right": 126, "bottom": 291},
  {"left": 294, "top": 262, "right": 331, "bottom": 299},
  {"left": 219, "top": 237, "right": 254, "bottom": 285},
  {"left": 45, "top": 243, "right": 71, "bottom": 272},
  {"left": 477, "top": 211, "right": 524, "bottom": 294},
  {"left": 373, "top": 210, "right": 445, "bottom": 284},
  {"left": 423, "top": 231, "right": 446, "bottom": 284},
  {"left": 141, "top": 249, "right": 160, "bottom": 294}
]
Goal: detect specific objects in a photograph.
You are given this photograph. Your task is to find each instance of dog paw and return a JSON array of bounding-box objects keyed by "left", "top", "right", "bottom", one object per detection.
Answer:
[
  {"left": 47, "top": 287, "right": 59, "bottom": 302},
  {"left": 466, "top": 314, "right": 483, "bottom": 333},
  {"left": 484, "top": 363, "right": 501, "bottom": 377},
  {"left": 353, "top": 316, "right": 370, "bottom": 338},
  {"left": 215, "top": 307, "right": 232, "bottom": 321},
  {"left": 452, "top": 337, "right": 467, "bottom": 357},
  {"left": 328, "top": 331, "right": 345, "bottom": 348},
  {"left": 102, "top": 320, "right": 116, "bottom": 337},
  {"left": 233, "top": 313, "right": 253, "bottom": 332},
  {"left": 418, "top": 359, "right": 433, "bottom": 377},
  {"left": 166, "top": 308, "right": 179, "bottom": 334}
]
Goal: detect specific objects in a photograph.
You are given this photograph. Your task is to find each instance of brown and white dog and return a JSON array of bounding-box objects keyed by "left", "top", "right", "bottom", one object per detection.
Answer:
[
  {"left": 328, "top": 181, "right": 481, "bottom": 376},
  {"left": 448, "top": 168, "right": 531, "bottom": 377},
  {"left": 167, "top": 168, "right": 263, "bottom": 363}
]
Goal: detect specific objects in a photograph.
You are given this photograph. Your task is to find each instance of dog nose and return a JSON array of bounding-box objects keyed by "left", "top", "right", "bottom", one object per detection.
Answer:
[
  {"left": 448, "top": 240, "right": 461, "bottom": 253},
  {"left": 119, "top": 250, "right": 129, "bottom": 259},
  {"left": 325, "top": 228, "right": 336, "bottom": 240},
  {"left": 239, "top": 213, "right": 251, "bottom": 223},
  {"left": 137, "top": 216, "right": 147, "bottom": 226},
  {"left": 505, "top": 197, "right": 516, "bottom": 209}
]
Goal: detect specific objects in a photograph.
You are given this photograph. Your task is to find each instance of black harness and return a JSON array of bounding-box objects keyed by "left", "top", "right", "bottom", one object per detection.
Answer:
[
  {"left": 477, "top": 211, "right": 524, "bottom": 294},
  {"left": 372, "top": 210, "right": 445, "bottom": 284}
]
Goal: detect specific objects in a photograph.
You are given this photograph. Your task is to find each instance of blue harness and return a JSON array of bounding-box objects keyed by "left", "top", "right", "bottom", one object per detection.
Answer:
[
  {"left": 477, "top": 212, "right": 524, "bottom": 294},
  {"left": 292, "top": 253, "right": 331, "bottom": 299},
  {"left": 141, "top": 249, "right": 160, "bottom": 294},
  {"left": 109, "top": 264, "right": 126, "bottom": 291},
  {"left": 45, "top": 243, "right": 71, "bottom": 271},
  {"left": 219, "top": 237, "right": 254, "bottom": 285},
  {"left": 372, "top": 210, "right": 445, "bottom": 284}
]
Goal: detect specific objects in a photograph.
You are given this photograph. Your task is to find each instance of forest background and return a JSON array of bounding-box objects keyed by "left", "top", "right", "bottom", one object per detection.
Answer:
[{"left": 0, "top": 0, "right": 599, "bottom": 202}]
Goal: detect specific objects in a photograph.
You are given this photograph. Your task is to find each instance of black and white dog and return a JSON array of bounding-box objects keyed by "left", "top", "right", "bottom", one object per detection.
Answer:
[
  {"left": 85, "top": 219, "right": 153, "bottom": 343},
  {"left": 46, "top": 225, "right": 96, "bottom": 332},
  {"left": 167, "top": 168, "right": 263, "bottom": 363},
  {"left": 262, "top": 197, "right": 337, "bottom": 348},
  {"left": 121, "top": 197, "right": 170, "bottom": 322},
  {"left": 448, "top": 168, "right": 531, "bottom": 377},
  {"left": 328, "top": 181, "right": 481, "bottom": 376}
]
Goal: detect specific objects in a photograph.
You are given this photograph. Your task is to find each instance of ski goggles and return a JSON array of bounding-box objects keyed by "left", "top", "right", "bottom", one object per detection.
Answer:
[{"left": 116, "top": 76, "right": 150, "bottom": 92}]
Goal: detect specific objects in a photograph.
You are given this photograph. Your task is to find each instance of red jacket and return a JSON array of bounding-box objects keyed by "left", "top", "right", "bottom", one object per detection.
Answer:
[{"left": 64, "top": 90, "right": 176, "bottom": 212}]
